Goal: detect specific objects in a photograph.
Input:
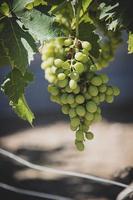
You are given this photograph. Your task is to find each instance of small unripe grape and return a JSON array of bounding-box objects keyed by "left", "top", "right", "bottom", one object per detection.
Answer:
[
  {"left": 75, "top": 95, "right": 85, "bottom": 104},
  {"left": 76, "top": 105, "right": 86, "bottom": 116},
  {"left": 70, "top": 72, "right": 79, "bottom": 80},
  {"left": 70, "top": 102, "right": 78, "bottom": 108},
  {"left": 60, "top": 94, "right": 68, "bottom": 104},
  {"left": 50, "top": 95, "right": 60, "bottom": 104},
  {"left": 62, "top": 61, "right": 70, "bottom": 69},
  {"left": 75, "top": 140, "right": 84, "bottom": 151},
  {"left": 113, "top": 86, "right": 120, "bottom": 96},
  {"left": 64, "top": 38, "right": 73, "bottom": 46},
  {"left": 93, "top": 112, "right": 102, "bottom": 122},
  {"left": 69, "top": 108, "right": 77, "bottom": 118},
  {"left": 51, "top": 66, "right": 57, "bottom": 74},
  {"left": 57, "top": 73, "right": 66, "bottom": 80},
  {"left": 85, "top": 112, "right": 94, "bottom": 121},
  {"left": 74, "top": 62, "right": 85, "bottom": 74},
  {"left": 99, "top": 93, "right": 105, "bottom": 102},
  {"left": 73, "top": 86, "right": 80, "bottom": 94},
  {"left": 65, "top": 86, "right": 72, "bottom": 93},
  {"left": 70, "top": 117, "right": 80, "bottom": 127},
  {"left": 62, "top": 104, "right": 70, "bottom": 114},
  {"left": 67, "top": 94, "right": 75, "bottom": 104},
  {"left": 48, "top": 85, "right": 59, "bottom": 96},
  {"left": 106, "top": 87, "right": 113, "bottom": 95},
  {"left": 75, "top": 52, "right": 88, "bottom": 63},
  {"left": 88, "top": 85, "right": 98, "bottom": 97},
  {"left": 76, "top": 130, "right": 84, "bottom": 141},
  {"left": 106, "top": 95, "right": 114, "bottom": 103},
  {"left": 58, "top": 79, "right": 68, "bottom": 88},
  {"left": 90, "top": 65, "right": 97, "bottom": 72},
  {"left": 86, "top": 101, "right": 97, "bottom": 113},
  {"left": 91, "top": 76, "right": 102, "bottom": 86},
  {"left": 82, "top": 41, "right": 92, "bottom": 51},
  {"left": 85, "top": 132, "right": 94, "bottom": 140},
  {"left": 69, "top": 80, "right": 77, "bottom": 90},
  {"left": 70, "top": 124, "right": 77, "bottom": 131},
  {"left": 100, "top": 74, "right": 109, "bottom": 83},
  {"left": 54, "top": 59, "right": 64, "bottom": 68},
  {"left": 99, "top": 84, "right": 107, "bottom": 93},
  {"left": 92, "top": 96, "right": 100, "bottom": 104},
  {"left": 84, "top": 92, "right": 91, "bottom": 100}
]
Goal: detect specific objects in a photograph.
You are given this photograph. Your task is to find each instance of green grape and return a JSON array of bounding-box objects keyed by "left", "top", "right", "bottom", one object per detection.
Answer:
[
  {"left": 85, "top": 132, "right": 94, "bottom": 140},
  {"left": 62, "top": 104, "right": 70, "bottom": 114},
  {"left": 86, "top": 101, "right": 97, "bottom": 113},
  {"left": 84, "top": 92, "right": 91, "bottom": 100},
  {"left": 51, "top": 66, "right": 57, "bottom": 74},
  {"left": 57, "top": 73, "right": 66, "bottom": 80},
  {"left": 41, "top": 57, "right": 54, "bottom": 69},
  {"left": 91, "top": 76, "right": 102, "bottom": 86},
  {"left": 48, "top": 85, "right": 59, "bottom": 96},
  {"left": 76, "top": 105, "right": 86, "bottom": 116},
  {"left": 99, "top": 84, "right": 107, "bottom": 93},
  {"left": 64, "top": 38, "right": 73, "bottom": 46},
  {"left": 58, "top": 79, "right": 68, "bottom": 88},
  {"left": 88, "top": 85, "right": 98, "bottom": 97},
  {"left": 99, "top": 93, "right": 105, "bottom": 102},
  {"left": 70, "top": 124, "right": 77, "bottom": 131},
  {"left": 106, "top": 87, "right": 113, "bottom": 95},
  {"left": 54, "top": 59, "right": 64, "bottom": 68},
  {"left": 62, "top": 61, "right": 70, "bottom": 69},
  {"left": 90, "top": 65, "right": 97, "bottom": 72},
  {"left": 85, "top": 112, "right": 94, "bottom": 121},
  {"left": 73, "top": 86, "right": 80, "bottom": 94},
  {"left": 82, "top": 41, "right": 92, "bottom": 51},
  {"left": 75, "top": 140, "right": 84, "bottom": 151},
  {"left": 70, "top": 117, "right": 80, "bottom": 128},
  {"left": 75, "top": 95, "right": 85, "bottom": 104},
  {"left": 70, "top": 102, "right": 78, "bottom": 108},
  {"left": 75, "top": 52, "right": 88, "bottom": 63},
  {"left": 76, "top": 130, "right": 84, "bottom": 141},
  {"left": 67, "top": 94, "right": 75, "bottom": 104},
  {"left": 69, "top": 108, "right": 77, "bottom": 118},
  {"left": 106, "top": 95, "right": 114, "bottom": 103},
  {"left": 65, "top": 86, "right": 72, "bottom": 93},
  {"left": 50, "top": 95, "right": 60, "bottom": 104},
  {"left": 74, "top": 62, "right": 85, "bottom": 74},
  {"left": 92, "top": 96, "right": 100, "bottom": 104},
  {"left": 100, "top": 74, "right": 109, "bottom": 83},
  {"left": 69, "top": 80, "right": 77, "bottom": 90},
  {"left": 60, "top": 94, "right": 68, "bottom": 104},
  {"left": 70, "top": 72, "right": 79, "bottom": 80},
  {"left": 93, "top": 112, "right": 102, "bottom": 122},
  {"left": 113, "top": 86, "right": 120, "bottom": 96}
]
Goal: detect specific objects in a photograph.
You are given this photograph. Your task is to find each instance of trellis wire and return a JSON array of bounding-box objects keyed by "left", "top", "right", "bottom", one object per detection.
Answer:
[
  {"left": 0, "top": 182, "right": 73, "bottom": 200},
  {"left": 0, "top": 148, "right": 129, "bottom": 188}
]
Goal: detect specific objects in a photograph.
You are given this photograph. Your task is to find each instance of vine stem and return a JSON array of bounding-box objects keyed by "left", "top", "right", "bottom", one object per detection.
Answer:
[{"left": 0, "top": 148, "right": 129, "bottom": 189}]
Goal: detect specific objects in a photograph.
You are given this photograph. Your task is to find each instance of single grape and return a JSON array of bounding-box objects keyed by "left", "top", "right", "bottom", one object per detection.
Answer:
[
  {"left": 70, "top": 117, "right": 80, "bottom": 128},
  {"left": 67, "top": 94, "right": 75, "bottom": 104},
  {"left": 106, "top": 87, "right": 113, "bottom": 95},
  {"left": 99, "top": 84, "right": 107, "bottom": 93},
  {"left": 106, "top": 95, "right": 114, "bottom": 103},
  {"left": 113, "top": 86, "right": 120, "bottom": 96},
  {"left": 58, "top": 79, "right": 68, "bottom": 88},
  {"left": 76, "top": 105, "right": 86, "bottom": 116},
  {"left": 99, "top": 93, "right": 105, "bottom": 102},
  {"left": 73, "top": 86, "right": 80, "bottom": 94},
  {"left": 82, "top": 41, "right": 92, "bottom": 51},
  {"left": 86, "top": 101, "right": 97, "bottom": 113},
  {"left": 69, "top": 108, "right": 77, "bottom": 118},
  {"left": 64, "top": 38, "right": 73, "bottom": 46},
  {"left": 91, "top": 76, "right": 102, "bottom": 86},
  {"left": 54, "top": 59, "right": 64, "bottom": 68},
  {"left": 69, "top": 80, "right": 77, "bottom": 90},
  {"left": 48, "top": 85, "right": 59, "bottom": 96},
  {"left": 75, "top": 95, "right": 85, "bottom": 104},
  {"left": 74, "top": 62, "right": 85, "bottom": 74},
  {"left": 62, "top": 61, "right": 70, "bottom": 69},
  {"left": 85, "top": 132, "right": 94, "bottom": 140},
  {"left": 85, "top": 112, "right": 94, "bottom": 121},
  {"left": 75, "top": 140, "right": 84, "bottom": 151},
  {"left": 92, "top": 96, "right": 100, "bottom": 104},
  {"left": 100, "top": 74, "right": 109, "bottom": 83},
  {"left": 76, "top": 130, "right": 84, "bottom": 141},
  {"left": 88, "top": 85, "right": 98, "bottom": 97},
  {"left": 93, "top": 112, "right": 102, "bottom": 122},
  {"left": 62, "top": 104, "right": 70, "bottom": 114},
  {"left": 75, "top": 52, "right": 88, "bottom": 63},
  {"left": 60, "top": 94, "right": 68, "bottom": 104},
  {"left": 70, "top": 72, "right": 79, "bottom": 80},
  {"left": 57, "top": 73, "right": 66, "bottom": 80}
]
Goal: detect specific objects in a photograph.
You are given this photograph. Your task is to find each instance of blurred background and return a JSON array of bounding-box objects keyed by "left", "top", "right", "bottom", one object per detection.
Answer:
[{"left": 0, "top": 33, "right": 133, "bottom": 200}]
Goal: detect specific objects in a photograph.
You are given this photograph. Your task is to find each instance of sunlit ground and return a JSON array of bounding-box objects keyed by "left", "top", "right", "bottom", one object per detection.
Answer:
[{"left": 0, "top": 120, "right": 133, "bottom": 200}]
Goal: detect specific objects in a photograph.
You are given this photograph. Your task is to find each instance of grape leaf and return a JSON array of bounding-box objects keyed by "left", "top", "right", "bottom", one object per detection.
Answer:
[
  {"left": 0, "top": 18, "right": 37, "bottom": 73},
  {"left": 78, "top": 22, "right": 100, "bottom": 58},
  {"left": 1, "top": 68, "right": 33, "bottom": 103},
  {"left": 18, "top": 9, "right": 58, "bottom": 42},
  {"left": 128, "top": 32, "right": 133, "bottom": 54},
  {"left": 10, "top": 94, "right": 35, "bottom": 125},
  {"left": 1, "top": 68, "right": 34, "bottom": 124}
]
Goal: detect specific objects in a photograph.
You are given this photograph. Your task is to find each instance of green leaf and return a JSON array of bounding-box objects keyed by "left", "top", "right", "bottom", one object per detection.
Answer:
[
  {"left": 128, "top": 32, "right": 133, "bottom": 54},
  {"left": 18, "top": 9, "right": 58, "bottom": 42},
  {"left": 82, "top": 0, "right": 92, "bottom": 11},
  {"left": 10, "top": 94, "right": 35, "bottom": 125},
  {"left": 1, "top": 68, "right": 34, "bottom": 124},
  {"left": 0, "top": 18, "right": 37, "bottom": 73},
  {"left": 12, "top": 0, "right": 33, "bottom": 13},
  {"left": 1, "top": 68, "right": 34, "bottom": 103},
  {"left": 79, "top": 22, "right": 100, "bottom": 58}
]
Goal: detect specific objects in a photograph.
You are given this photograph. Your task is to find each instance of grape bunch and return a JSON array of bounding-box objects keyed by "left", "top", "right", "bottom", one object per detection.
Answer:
[{"left": 40, "top": 37, "right": 120, "bottom": 151}]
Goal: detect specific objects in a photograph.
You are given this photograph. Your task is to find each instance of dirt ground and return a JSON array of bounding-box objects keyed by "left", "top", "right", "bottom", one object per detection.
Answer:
[{"left": 0, "top": 120, "right": 133, "bottom": 200}]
